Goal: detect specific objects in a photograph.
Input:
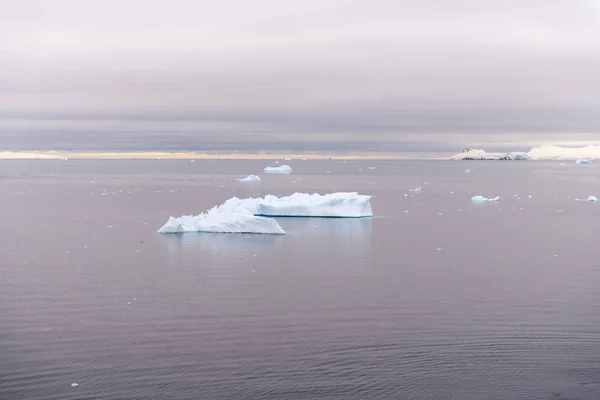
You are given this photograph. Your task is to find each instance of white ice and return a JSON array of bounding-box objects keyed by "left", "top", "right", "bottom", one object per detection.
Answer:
[
  {"left": 216, "top": 192, "right": 373, "bottom": 217},
  {"left": 575, "top": 159, "right": 592, "bottom": 164},
  {"left": 157, "top": 192, "right": 372, "bottom": 234},
  {"left": 264, "top": 165, "right": 292, "bottom": 174},
  {"left": 157, "top": 212, "right": 286, "bottom": 234},
  {"left": 238, "top": 175, "right": 261, "bottom": 182},
  {"left": 577, "top": 196, "right": 599, "bottom": 202},
  {"left": 471, "top": 195, "right": 500, "bottom": 204},
  {"left": 452, "top": 145, "right": 600, "bottom": 161}
]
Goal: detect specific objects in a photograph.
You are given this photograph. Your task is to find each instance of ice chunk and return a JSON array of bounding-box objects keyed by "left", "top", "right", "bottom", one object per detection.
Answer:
[
  {"left": 577, "top": 196, "right": 599, "bottom": 202},
  {"left": 238, "top": 175, "right": 261, "bottom": 182},
  {"left": 575, "top": 159, "right": 592, "bottom": 164},
  {"left": 216, "top": 192, "right": 373, "bottom": 217},
  {"left": 157, "top": 213, "right": 286, "bottom": 234},
  {"left": 70, "top": 383, "right": 79, "bottom": 388},
  {"left": 464, "top": 169, "right": 471, "bottom": 173},
  {"left": 409, "top": 187, "right": 422, "bottom": 193},
  {"left": 264, "top": 165, "right": 292, "bottom": 174},
  {"left": 471, "top": 195, "right": 500, "bottom": 204}
]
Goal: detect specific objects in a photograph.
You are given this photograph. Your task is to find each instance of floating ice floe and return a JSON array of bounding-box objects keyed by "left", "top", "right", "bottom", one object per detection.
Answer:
[
  {"left": 575, "top": 159, "right": 592, "bottom": 164},
  {"left": 157, "top": 192, "right": 373, "bottom": 234},
  {"left": 577, "top": 196, "right": 599, "bottom": 202},
  {"left": 158, "top": 212, "right": 286, "bottom": 234},
  {"left": 409, "top": 187, "right": 422, "bottom": 193},
  {"left": 217, "top": 192, "right": 373, "bottom": 217},
  {"left": 464, "top": 169, "right": 471, "bottom": 173},
  {"left": 264, "top": 165, "right": 292, "bottom": 174},
  {"left": 238, "top": 175, "right": 261, "bottom": 182},
  {"left": 471, "top": 195, "right": 500, "bottom": 204}
]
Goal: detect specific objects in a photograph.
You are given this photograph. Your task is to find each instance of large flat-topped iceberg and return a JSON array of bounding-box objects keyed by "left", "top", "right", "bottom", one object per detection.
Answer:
[
  {"left": 157, "top": 212, "right": 286, "bottom": 234},
  {"left": 157, "top": 192, "right": 373, "bottom": 234},
  {"left": 264, "top": 165, "right": 292, "bottom": 174},
  {"left": 219, "top": 192, "right": 373, "bottom": 217},
  {"left": 451, "top": 145, "right": 600, "bottom": 161}
]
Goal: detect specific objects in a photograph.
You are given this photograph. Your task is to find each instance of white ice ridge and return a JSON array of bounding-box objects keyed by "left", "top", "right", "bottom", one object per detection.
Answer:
[
  {"left": 264, "top": 165, "right": 292, "bottom": 174},
  {"left": 238, "top": 175, "right": 261, "bottom": 182},
  {"left": 157, "top": 212, "right": 286, "bottom": 234},
  {"left": 217, "top": 192, "right": 373, "bottom": 217},
  {"left": 471, "top": 195, "right": 500, "bottom": 204},
  {"left": 452, "top": 145, "right": 600, "bottom": 161}
]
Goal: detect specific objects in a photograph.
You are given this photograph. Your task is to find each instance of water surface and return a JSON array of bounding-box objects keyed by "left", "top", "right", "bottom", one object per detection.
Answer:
[{"left": 2, "top": 160, "right": 600, "bottom": 399}]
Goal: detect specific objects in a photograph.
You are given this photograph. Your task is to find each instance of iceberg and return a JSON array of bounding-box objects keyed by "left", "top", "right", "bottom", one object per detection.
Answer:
[
  {"left": 157, "top": 192, "right": 373, "bottom": 235},
  {"left": 451, "top": 148, "right": 530, "bottom": 160},
  {"left": 238, "top": 174, "right": 261, "bottom": 182},
  {"left": 264, "top": 165, "right": 292, "bottom": 174},
  {"left": 471, "top": 195, "right": 500, "bottom": 204},
  {"left": 157, "top": 212, "right": 286, "bottom": 234},
  {"left": 577, "top": 196, "right": 599, "bottom": 202},
  {"left": 452, "top": 145, "right": 600, "bottom": 161},
  {"left": 216, "top": 192, "right": 373, "bottom": 218}
]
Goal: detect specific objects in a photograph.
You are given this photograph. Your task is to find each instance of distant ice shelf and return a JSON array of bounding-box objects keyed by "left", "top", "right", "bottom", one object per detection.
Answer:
[{"left": 451, "top": 145, "right": 600, "bottom": 161}]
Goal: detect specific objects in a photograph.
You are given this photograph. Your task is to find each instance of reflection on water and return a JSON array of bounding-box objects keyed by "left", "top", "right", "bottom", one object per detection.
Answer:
[{"left": 159, "top": 217, "right": 373, "bottom": 269}]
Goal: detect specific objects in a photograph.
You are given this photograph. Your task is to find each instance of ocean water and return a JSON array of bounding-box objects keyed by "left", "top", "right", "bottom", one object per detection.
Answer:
[{"left": 2, "top": 159, "right": 600, "bottom": 400}]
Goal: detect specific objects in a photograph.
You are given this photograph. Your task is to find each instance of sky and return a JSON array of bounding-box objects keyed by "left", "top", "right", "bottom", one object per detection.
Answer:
[{"left": 1, "top": 0, "right": 600, "bottom": 153}]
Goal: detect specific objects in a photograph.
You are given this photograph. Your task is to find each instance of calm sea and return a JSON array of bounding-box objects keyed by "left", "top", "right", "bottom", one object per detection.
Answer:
[{"left": 2, "top": 159, "right": 600, "bottom": 400}]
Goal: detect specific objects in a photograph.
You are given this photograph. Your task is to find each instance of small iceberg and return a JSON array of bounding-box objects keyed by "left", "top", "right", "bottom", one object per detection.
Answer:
[
  {"left": 157, "top": 212, "right": 286, "bottom": 234},
  {"left": 577, "top": 196, "right": 598, "bottom": 202},
  {"left": 409, "top": 187, "right": 422, "bottom": 193},
  {"left": 238, "top": 175, "right": 261, "bottom": 182},
  {"left": 575, "top": 159, "right": 592, "bottom": 164},
  {"left": 471, "top": 195, "right": 500, "bottom": 204},
  {"left": 264, "top": 165, "right": 292, "bottom": 174}
]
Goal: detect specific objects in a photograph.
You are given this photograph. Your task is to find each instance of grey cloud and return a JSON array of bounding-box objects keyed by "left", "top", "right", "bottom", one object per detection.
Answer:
[{"left": 1, "top": 0, "right": 600, "bottom": 151}]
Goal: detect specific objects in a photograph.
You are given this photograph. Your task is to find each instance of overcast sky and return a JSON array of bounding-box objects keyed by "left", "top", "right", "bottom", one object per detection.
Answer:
[{"left": 2, "top": 0, "right": 600, "bottom": 152}]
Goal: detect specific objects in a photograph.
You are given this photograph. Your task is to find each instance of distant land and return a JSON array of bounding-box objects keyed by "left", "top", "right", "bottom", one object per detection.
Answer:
[{"left": 0, "top": 151, "right": 439, "bottom": 160}]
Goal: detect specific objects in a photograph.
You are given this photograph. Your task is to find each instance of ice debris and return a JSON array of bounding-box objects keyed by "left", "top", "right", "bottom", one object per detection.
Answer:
[
  {"left": 471, "top": 195, "right": 500, "bottom": 204},
  {"left": 575, "top": 159, "right": 592, "bottom": 164},
  {"left": 264, "top": 165, "right": 292, "bottom": 174},
  {"left": 238, "top": 175, "right": 261, "bottom": 182},
  {"left": 70, "top": 383, "right": 79, "bottom": 388}
]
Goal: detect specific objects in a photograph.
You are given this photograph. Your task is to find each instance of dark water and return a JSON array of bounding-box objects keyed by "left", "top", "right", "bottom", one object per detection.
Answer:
[{"left": 2, "top": 159, "right": 600, "bottom": 400}]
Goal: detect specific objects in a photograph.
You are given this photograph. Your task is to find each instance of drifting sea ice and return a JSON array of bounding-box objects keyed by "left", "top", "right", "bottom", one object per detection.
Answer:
[
  {"left": 471, "top": 195, "right": 500, "bottom": 204},
  {"left": 238, "top": 175, "right": 261, "bottom": 182},
  {"left": 264, "top": 165, "right": 292, "bottom": 174}
]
